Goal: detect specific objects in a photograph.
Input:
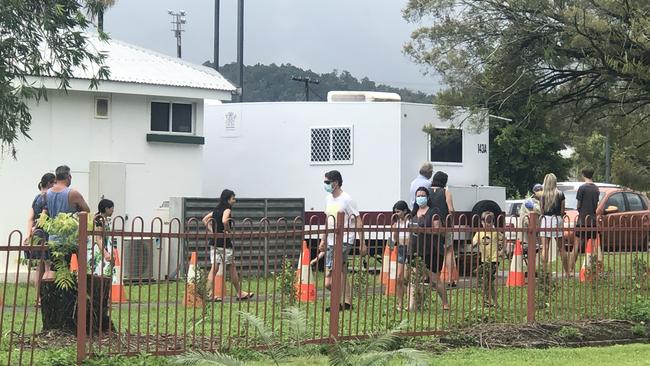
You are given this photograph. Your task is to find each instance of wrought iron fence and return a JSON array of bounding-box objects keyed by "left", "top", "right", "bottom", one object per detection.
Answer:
[{"left": 0, "top": 211, "right": 648, "bottom": 364}]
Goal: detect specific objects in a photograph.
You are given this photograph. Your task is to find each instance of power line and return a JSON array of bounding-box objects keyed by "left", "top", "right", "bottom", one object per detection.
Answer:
[{"left": 291, "top": 76, "right": 320, "bottom": 101}]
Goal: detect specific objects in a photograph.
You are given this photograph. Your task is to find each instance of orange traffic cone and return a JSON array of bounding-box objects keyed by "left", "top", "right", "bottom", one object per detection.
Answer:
[
  {"left": 506, "top": 240, "right": 525, "bottom": 287},
  {"left": 212, "top": 251, "right": 227, "bottom": 300},
  {"left": 111, "top": 248, "right": 128, "bottom": 303},
  {"left": 184, "top": 252, "right": 204, "bottom": 307},
  {"left": 380, "top": 245, "right": 390, "bottom": 286},
  {"left": 295, "top": 241, "right": 317, "bottom": 302},
  {"left": 70, "top": 253, "right": 79, "bottom": 273},
  {"left": 384, "top": 246, "right": 398, "bottom": 296},
  {"left": 580, "top": 239, "right": 596, "bottom": 282}
]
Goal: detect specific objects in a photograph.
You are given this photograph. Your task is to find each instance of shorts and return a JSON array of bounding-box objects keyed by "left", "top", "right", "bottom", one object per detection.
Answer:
[
  {"left": 397, "top": 245, "right": 409, "bottom": 264},
  {"left": 210, "top": 247, "right": 233, "bottom": 265},
  {"left": 540, "top": 215, "right": 563, "bottom": 238},
  {"left": 23, "top": 228, "right": 51, "bottom": 260},
  {"left": 325, "top": 243, "right": 354, "bottom": 269}
]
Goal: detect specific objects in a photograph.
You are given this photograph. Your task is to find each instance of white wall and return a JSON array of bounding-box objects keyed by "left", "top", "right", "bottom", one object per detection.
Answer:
[
  {"left": 399, "top": 103, "right": 490, "bottom": 203},
  {"left": 203, "top": 102, "right": 402, "bottom": 212},
  {"left": 0, "top": 90, "right": 206, "bottom": 277}
]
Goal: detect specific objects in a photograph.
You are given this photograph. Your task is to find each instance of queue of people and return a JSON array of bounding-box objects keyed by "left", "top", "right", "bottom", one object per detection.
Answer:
[{"left": 25, "top": 163, "right": 600, "bottom": 312}]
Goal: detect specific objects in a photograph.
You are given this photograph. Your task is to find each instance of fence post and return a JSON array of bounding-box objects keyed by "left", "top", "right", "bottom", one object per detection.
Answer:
[
  {"left": 77, "top": 212, "right": 88, "bottom": 364},
  {"left": 526, "top": 212, "right": 538, "bottom": 324},
  {"left": 328, "top": 212, "right": 344, "bottom": 342}
]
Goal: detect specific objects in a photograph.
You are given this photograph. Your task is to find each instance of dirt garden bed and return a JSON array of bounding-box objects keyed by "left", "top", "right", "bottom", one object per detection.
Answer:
[{"left": 437, "top": 320, "right": 650, "bottom": 349}]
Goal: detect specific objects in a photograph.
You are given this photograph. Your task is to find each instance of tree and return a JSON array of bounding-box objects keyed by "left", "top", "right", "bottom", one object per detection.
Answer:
[
  {"left": 0, "top": 0, "right": 109, "bottom": 158},
  {"left": 205, "top": 62, "right": 434, "bottom": 103},
  {"left": 85, "top": 0, "right": 116, "bottom": 32},
  {"left": 403, "top": 0, "right": 650, "bottom": 126},
  {"left": 402, "top": 0, "right": 650, "bottom": 194}
]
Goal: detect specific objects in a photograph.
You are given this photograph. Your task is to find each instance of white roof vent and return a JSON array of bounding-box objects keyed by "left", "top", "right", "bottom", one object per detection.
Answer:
[{"left": 327, "top": 91, "right": 401, "bottom": 102}]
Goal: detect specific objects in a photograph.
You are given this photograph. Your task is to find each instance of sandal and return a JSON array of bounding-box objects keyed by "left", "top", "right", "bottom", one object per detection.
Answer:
[{"left": 236, "top": 292, "right": 254, "bottom": 301}]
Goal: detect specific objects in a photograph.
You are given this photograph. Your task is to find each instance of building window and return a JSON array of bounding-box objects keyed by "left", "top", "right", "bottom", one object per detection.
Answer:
[
  {"left": 150, "top": 102, "right": 193, "bottom": 133},
  {"left": 310, "top": 126, "right": 353, "bottom": 165},
  {"left": 429, "top": 128, "right": 463, "bottom": 163},
  {"left": 94, "top": 97, "right": 109, "bottom": 119}
]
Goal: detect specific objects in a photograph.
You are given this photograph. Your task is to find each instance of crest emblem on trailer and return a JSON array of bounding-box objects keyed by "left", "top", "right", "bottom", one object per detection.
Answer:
[{"left": 225, "top": 112, "right": 237, "bottom": 131}]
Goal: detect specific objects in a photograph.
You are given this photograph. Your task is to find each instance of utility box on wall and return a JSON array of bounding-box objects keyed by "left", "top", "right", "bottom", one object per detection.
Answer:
[{"left": 89, "top": 161, "right": 127, "bottom": 220}]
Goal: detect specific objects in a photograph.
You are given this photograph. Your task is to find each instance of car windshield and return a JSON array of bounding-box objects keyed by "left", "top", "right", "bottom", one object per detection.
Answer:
[{"left": 564, "top": 191, "right": 606, "bottom": 210}]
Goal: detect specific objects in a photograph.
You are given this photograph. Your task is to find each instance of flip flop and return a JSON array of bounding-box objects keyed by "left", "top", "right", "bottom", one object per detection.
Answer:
[{"left": 236, "top": 293, "right": 254, "bottom": 301}]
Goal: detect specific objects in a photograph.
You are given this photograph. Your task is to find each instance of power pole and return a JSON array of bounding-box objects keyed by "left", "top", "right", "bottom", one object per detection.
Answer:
[
  {"left": 213, "top": 0, "right": 220, "bottom": 71},
  {"left": 291, "top": 76, "right": 320, "bottom": 101},
  {"left": 168, "top": 10, "right": 186, "bottom": 58},
  {"left": 237, "top": 0, "right": 244, "bottom": 102}
]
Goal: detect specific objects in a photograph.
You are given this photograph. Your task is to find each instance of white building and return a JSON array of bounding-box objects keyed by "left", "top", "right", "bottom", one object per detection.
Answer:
[
  {"left": 0, "top": 35, "right": 235, "bottom": 275},
  {"left": 203, "top": 94, "right": 499, "bottom": 216}
]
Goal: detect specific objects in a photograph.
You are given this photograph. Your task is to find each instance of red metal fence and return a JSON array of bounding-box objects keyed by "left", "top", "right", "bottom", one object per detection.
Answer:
[{"left": 0, "top": 212, "right": 649, "bottom": 364}]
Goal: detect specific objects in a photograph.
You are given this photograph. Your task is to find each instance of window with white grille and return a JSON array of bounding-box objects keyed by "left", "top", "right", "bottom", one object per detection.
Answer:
[{"left": 310, "top": 126, "right": 353, "bottom": 165}]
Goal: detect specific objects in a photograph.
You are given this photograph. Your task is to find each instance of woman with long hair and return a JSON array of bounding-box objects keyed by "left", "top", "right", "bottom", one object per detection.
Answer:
[
  {"left": 202, "top": 189, "right": 253, "bottom": 301},
  {"left": 431, "top": 171, "right": 459, "bottom": 287},
  {"left": 411, "top": 187, "right": 450, "bottom": 310},
  {"left": 24, "top": 173, "right": 56, "bottom": 305},
  {"left": 391, "top": 200, "right": 412, "bottom": 311},
  {"left": 540, "top": 173, "right": 568, "bottom": 274}
]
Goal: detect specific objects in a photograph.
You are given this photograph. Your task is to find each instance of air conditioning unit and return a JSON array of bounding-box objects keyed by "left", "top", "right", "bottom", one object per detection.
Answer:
[{"left": 122, "top": 238, "right": 160, "bottom": 282}]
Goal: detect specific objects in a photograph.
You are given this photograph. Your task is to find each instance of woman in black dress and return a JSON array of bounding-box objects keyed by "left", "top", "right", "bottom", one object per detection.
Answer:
[{"left": 412, "top": 187, "right": 450, "bottom": 310}]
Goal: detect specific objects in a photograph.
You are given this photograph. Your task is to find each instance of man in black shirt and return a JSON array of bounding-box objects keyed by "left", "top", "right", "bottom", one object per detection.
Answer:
[{"left": 570, "top": 167, "right": 600, "bottom": 271}]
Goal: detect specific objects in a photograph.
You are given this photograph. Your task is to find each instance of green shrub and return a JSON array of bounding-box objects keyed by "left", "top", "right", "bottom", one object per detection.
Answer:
[
  {"left": 556, "top": 326, "right": 583, "bottom": 341},
  {"left": 277, "top": 256, "right": 297, "bottom": 305},
  {"left": 616, "top": 299, "right": 650, "bottom": 323},
  {"left": 631, "top": 323, "right": 648, "bottom": 338}
]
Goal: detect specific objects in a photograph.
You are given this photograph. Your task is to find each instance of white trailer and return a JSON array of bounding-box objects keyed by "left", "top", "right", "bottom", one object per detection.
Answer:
[{"left": 202, "top": 93, "right": 504, "bottom": 215}]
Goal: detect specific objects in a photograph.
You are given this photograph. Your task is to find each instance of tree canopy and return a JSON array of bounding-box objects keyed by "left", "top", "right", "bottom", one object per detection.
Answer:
[
  {"left": 0, "top": 0, "right": 109, "bottom": 158},
  {"left": 403, "top": 0, "right": 650, "bottom": 194}
]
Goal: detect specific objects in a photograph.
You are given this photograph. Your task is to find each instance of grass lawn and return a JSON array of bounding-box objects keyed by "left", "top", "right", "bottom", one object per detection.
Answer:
[
  {"left": 0, "top": 250, "right": 647, "bottom": 356},
  {"left": 244, "top": 344, "right": 650, "bottom": 366}
]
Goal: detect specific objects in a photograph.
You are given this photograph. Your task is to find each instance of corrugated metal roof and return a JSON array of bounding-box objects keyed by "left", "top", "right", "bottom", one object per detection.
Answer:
[{"left": 72, "top": 34, "right": 236, "bottom": 92}]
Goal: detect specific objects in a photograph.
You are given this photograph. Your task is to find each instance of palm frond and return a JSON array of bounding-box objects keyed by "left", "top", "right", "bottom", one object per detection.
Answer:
[
  {"left": 239, "top": 311, "right": 273, "bottom": 346},
  {"left": 327, "top": 342, "right": 352, "bottom": 366},
  {"left": 364, "top": 320, "right": 408, "bottom": 353},
  {"left": 172, "top": 350, "right": 245, "bottom": 366},
  {"left": 282, "top": 306, "right": 307, "bottom": 343},
  {"left": 356, "top": 349, "right": 429, "bottom": 366}
]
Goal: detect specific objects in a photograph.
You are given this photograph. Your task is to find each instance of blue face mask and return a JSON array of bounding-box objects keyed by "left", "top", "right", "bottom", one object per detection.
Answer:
[
  {"left": 416, "top": 196, "right": 428, "bottom": 206},
  {"left": 324, "top": 183, "right": 334, "bottom": 193}
]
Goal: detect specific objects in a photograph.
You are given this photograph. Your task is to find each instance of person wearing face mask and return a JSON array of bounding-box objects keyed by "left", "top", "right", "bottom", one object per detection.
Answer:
[
  {"left": 318, "top": 170, "right": 366, "bottom": 312},
  {"left": 411, "top": 187, "right": 450, "bottom": 311}
]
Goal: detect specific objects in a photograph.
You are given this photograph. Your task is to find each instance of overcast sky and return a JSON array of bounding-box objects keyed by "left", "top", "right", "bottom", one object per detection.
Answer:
[{"left": 103, "top": 0, "right": 439, "bottom": 93}]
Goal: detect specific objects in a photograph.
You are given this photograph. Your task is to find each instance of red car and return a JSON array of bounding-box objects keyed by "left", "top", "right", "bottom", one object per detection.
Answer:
[{"left": 564, "top": 187, "right": 650, "bottom": 251}]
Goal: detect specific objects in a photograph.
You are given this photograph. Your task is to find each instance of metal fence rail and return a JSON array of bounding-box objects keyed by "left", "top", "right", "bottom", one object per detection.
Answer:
[{"left": 0, "top": 212, "right": 648, "bottom": 364}]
